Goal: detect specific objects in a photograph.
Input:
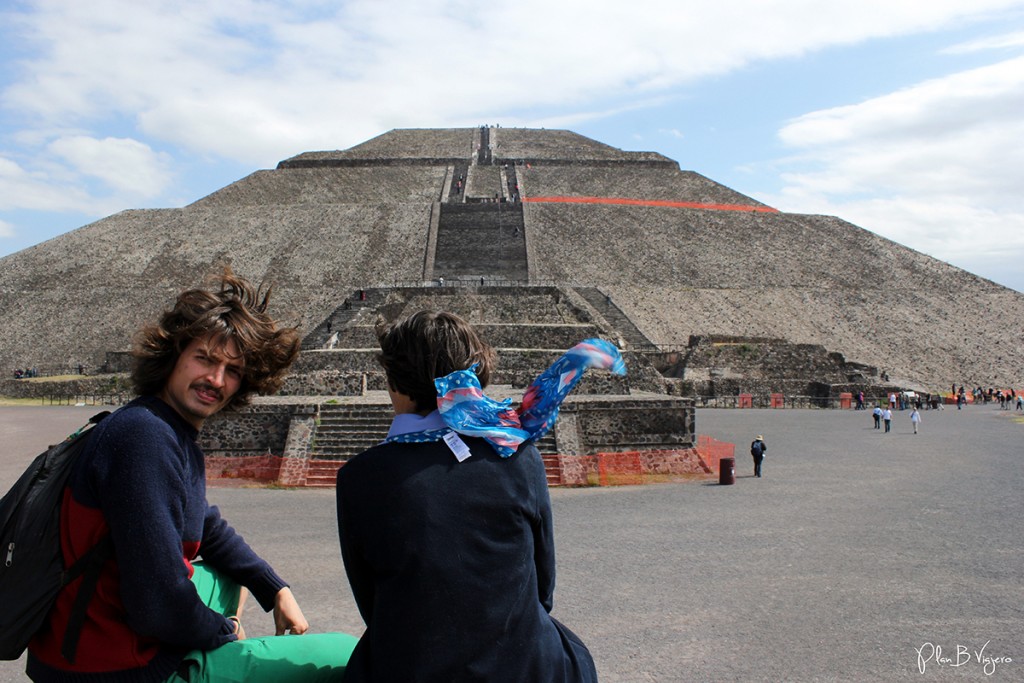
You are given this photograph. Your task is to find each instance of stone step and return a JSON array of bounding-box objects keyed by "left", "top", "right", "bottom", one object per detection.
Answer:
[
  {"left": 315, "top": 428, "right": 384, "bottom": 438},
  {"left": 318, "top": 415, "right": 392, "bottom": 425},
  {"left": 542, "top": 454, "right": 562, "bottom": 486},
  {"left": 304, "top": 460, "right": 343, "bottom": 488},
  {"left": 317, "top": 424, "right": 391, "bottom": 435}
]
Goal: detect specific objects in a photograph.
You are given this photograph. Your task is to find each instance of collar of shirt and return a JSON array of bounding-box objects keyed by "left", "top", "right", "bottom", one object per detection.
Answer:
[{"left": 386, "top": 410, "right": 447, "bottom": 439}]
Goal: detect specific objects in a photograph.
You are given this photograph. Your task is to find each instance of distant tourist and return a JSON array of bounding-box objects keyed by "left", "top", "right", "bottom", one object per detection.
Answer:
[
  {"left": 883, "top": 407, "right": 893, "bottom": 432},
  {"left": 750, "top": 434, "right": 767, "bottom": 477},
  {"left": 910, "top": 407, "right": 921, "bottom": 434},
  {"left": 872, "top": 404, "right": 882, "bottom": 429}
]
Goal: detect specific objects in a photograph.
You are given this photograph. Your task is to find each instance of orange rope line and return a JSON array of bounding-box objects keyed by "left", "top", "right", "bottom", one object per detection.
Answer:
[{"left": 520, "top": 195, "right": 778, "bottom": 213}]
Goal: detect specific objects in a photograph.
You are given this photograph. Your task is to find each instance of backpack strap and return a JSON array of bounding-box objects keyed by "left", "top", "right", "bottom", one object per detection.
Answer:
[{"left": 59, "top": 535, "right": 113, "bottom": 664}]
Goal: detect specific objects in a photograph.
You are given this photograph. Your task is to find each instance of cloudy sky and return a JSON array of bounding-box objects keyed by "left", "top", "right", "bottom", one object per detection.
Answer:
[{"left": 2, "top": 0, "right": 1023, "bottom": 292}]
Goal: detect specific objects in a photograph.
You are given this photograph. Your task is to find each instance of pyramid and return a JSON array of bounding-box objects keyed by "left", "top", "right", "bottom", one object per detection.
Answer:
[{"left": 1, "top": 126, "right": 1022, "bottom": 395}]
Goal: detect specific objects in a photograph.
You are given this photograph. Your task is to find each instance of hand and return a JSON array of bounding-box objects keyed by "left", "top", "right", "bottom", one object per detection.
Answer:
[
  {"left": 273, "top": 587, "right": 309, "bottom": 635},
  {"left": 228, "top": 616, "right": 247, "bottom": 641}
]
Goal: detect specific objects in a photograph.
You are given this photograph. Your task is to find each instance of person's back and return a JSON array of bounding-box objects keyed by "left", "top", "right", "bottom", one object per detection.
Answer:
[
  {"left": 338, "top": 438, "right": 589, "bottom": 682},
  {"left": 336, "top": 310, "right": 599, "bottom": 683}
]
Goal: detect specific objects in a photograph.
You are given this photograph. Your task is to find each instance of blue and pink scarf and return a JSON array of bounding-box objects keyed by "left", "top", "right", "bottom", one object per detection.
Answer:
[{"left": 386, "top": 338, "right": 627, "bottom": 456}]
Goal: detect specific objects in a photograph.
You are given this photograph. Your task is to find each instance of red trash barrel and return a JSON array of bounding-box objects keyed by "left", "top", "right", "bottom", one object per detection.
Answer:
[{"left": 719, "top": 457, "right": 735, "bottom": 485}]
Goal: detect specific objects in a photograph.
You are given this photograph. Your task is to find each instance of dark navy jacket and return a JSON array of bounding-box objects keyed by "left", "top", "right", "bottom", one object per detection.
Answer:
[{"left": 337, "top": 437, "right": 597, "bottom": 682}]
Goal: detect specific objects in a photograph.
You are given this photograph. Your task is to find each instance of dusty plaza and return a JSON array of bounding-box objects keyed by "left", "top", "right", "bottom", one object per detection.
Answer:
[{"left": 1, "top": 402, "right": 1020, "bottom": 682}]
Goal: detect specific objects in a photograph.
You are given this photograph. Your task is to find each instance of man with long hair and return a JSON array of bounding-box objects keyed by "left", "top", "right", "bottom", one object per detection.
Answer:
[{"left": 28, "top": 269, "right": 355, "bottom": 682}]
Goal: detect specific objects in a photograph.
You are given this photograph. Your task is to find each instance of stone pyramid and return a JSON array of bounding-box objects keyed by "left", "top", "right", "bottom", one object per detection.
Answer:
[{"left": 1, "top": 126, "right": 1022, "bottom": 393}]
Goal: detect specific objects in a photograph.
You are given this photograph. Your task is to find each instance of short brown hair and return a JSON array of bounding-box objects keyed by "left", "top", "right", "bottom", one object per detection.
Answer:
[
  {"left": 132, "top": 268, "right": 300, "bottom": 410},
  {"left": 376, "top": 310, "right": 496, "bottom": 412}
]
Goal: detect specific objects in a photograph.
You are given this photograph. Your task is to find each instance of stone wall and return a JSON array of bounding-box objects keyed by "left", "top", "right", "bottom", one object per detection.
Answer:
[
  {"left": 0, "top": 374, "right": 133, "bottom": 399},
  {"left": 279, "top": 370, "right": 367, "bottom": 397},
  {"left": 650, "top": 335, "right": 896, "bottom": 399},
  {"left": 553, "top": 397, "right": 694, "bottom": 455},
  {"left": 200, "top": 404, "right": 294, "bottom": 457},
  {"left": 554, "top": 448, "right": 710, "bottom": 486}
]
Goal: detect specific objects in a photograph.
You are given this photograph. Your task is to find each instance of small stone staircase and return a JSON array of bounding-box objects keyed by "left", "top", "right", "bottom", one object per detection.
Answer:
[
  {"left": 312, "top": 404, "right": 393, "bottom": 460},
  {"left": 303, "top": 460, "right": 344, "bottom": 488},
  {"left": 576, "top": 287, "right": 654, "bottom": 349},
  {"left": 301, "top": 289, "right": 385, "bottom": 350}
]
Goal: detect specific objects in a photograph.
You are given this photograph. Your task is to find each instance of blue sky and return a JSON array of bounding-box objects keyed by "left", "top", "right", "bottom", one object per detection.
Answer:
[{"left": 2, "top": 0, "right": 1023, "bottom": 292}]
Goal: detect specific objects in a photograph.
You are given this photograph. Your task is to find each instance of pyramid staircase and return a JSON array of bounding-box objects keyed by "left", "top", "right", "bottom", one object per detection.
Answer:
[{"left": 434, "top": 203, "right": 527, "bottom": 281}]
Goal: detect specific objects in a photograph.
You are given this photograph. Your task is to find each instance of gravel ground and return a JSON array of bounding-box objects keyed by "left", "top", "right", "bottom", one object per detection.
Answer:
[{"left": 2, "top": 404, "right": 1021, "bottom": 681}]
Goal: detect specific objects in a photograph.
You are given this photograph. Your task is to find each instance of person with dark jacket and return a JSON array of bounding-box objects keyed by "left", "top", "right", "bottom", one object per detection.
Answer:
[
  {"left": 336, "top": 310, "right": 600, "bottom": 682},
  {"left": 28, "top": 269, "right": 356, "bottom": 682},
  {"left": 751, "top": 435, "right": 767, "bottom": 478}
]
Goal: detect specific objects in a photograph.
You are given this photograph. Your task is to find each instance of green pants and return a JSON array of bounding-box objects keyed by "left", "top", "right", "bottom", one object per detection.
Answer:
[{"left": 165, "top": 563, "right": 358, "bottom": 683}]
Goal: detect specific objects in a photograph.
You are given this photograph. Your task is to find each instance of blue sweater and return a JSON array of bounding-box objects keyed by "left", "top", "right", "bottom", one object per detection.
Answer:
[{"left": 28, "top": 396, "right": 287, "bottom": 682}]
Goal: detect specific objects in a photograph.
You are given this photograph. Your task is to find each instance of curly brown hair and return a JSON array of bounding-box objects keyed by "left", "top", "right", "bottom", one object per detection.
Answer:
[
  {"left": 376, "top": 310, "right": 496, "bottom": 413},
  {"left": 132, "top": 268, "right": 300, "bottom": 410}
]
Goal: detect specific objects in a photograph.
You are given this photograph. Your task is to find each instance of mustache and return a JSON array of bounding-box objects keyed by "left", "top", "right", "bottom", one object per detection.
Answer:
[{"left": 192, "top": 382, "right": 223, "bottom": 400}]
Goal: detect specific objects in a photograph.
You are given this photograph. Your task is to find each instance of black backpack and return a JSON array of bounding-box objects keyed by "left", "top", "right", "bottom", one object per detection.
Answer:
[{"left": 0, "top": 411, "right": 113, "bottom": 662}]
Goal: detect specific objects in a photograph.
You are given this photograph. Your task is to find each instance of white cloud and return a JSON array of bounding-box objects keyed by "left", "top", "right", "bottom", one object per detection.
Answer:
[
  {"left": 944, "top": 30, "right": 1024, "bottom": 53},
  {"left": 767, "top": 55, "right": 1024, "bottom": 284},
  {"left": 0, "top": 155, "right": 94, "bottom": 213},
  {"left": 7, "top": 0, "right": 1024, "bottom": 166},
  {"left": 0, "top": 219, "right": 13, "bottom": 239},
  {"left": 47, "top": 136, "right": 172, "bottom": 196}
]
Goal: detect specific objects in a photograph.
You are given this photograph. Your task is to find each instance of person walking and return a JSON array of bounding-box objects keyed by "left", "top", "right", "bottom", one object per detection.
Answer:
[
  {"left": 910, "top": 407, "right": 921, "bottom": 434},
  {"left": 883, "top": 407, "right": 893, "bottom": 432},
  {"left": 872, "top": 404, "right": 882, "bottom": 429},
  {"left": 751, "top": 434, "right": 767, "bottom": 477}
]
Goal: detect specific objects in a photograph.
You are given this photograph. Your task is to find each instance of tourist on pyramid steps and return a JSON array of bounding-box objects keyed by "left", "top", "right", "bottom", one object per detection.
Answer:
[
  {"left": 883, "top": 407, "right": 893, "bottom": 432},
  {"left": 910, "top": 407, "right": 922, "bottom": 434},
  {"left": 337, "top": 311, "right": 612, "bottom": 683},
  {"left": 27, "top": 269, "right": 357, "bottom": 683},
  {"left": 872, "top": 404, "right": 882, "bottom": 429},
  {"left": 750, "top": 435, "right": 767, "bottom": 477}
]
